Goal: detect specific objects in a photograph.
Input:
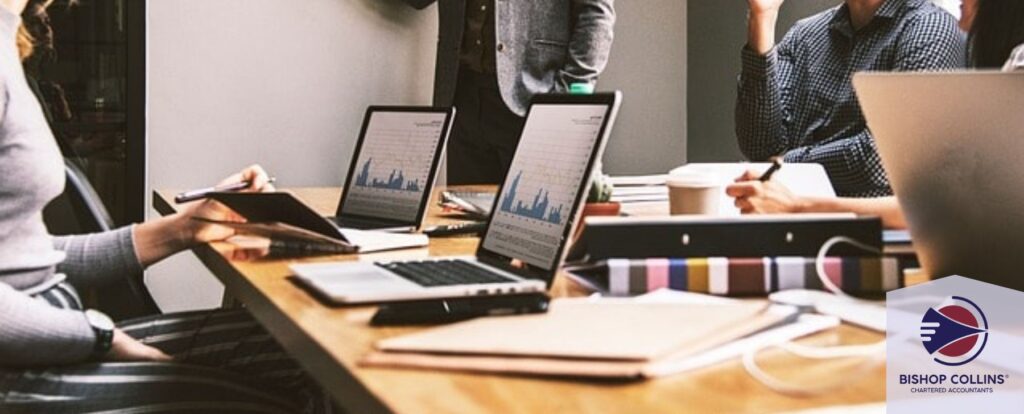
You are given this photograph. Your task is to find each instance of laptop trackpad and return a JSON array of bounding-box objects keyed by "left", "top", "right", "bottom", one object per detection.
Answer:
[{"left": 296, "top": 262, "right": 421, "bottom": 292}]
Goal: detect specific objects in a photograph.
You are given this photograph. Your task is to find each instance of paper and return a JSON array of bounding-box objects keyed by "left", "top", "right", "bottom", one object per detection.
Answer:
[
  {"left": 668, "top": 163, "right": 836, "bottom": 216},
  {"left": 609, "top": 175, "right": 668, "bottom": 186},
  {"left": 643, "top": 313, "right": 839, "bottom": 377},
  {"left": 337, "top": 228, "right": 428, "bottom": 253},
  {"left": 377, "top": 300, "right": 770, "bottom": 361}
]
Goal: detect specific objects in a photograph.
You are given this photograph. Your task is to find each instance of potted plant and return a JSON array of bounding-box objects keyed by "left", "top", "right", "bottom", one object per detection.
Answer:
[
  {"left": 574, "top": 172, "right": 621, "bottom": 241},
  {"left": 584, "top": 172, "right": 620, "bottom": 216}
]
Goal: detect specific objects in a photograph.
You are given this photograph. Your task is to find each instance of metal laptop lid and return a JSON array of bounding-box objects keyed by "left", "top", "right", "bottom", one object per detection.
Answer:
[
  {"left": 474, "top": 92, "right": 623, "bottom": 286},
  {"left": 854, "top": 71, "right": 1024, "bottom": 291}
]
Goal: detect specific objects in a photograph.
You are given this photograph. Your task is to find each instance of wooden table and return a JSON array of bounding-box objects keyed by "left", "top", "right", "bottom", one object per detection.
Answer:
[{"left": 153, "top": 188, "right": 886, "bottom": 413}]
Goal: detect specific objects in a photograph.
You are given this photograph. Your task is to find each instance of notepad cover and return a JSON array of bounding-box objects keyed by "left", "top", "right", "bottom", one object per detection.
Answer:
[{"left": 374, "top": 300, "right": 770, "bottom": 361}]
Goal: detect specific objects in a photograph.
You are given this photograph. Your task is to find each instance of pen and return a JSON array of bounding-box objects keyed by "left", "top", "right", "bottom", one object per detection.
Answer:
[
  {"left": 174, "top": 177, "right": 276, "bottom": 204},
  {"left": 422, "top": 221, "right": 488, "bottom": 237},
  {"left": 759, "top": 157, "right": 783, "bottom": 182}
]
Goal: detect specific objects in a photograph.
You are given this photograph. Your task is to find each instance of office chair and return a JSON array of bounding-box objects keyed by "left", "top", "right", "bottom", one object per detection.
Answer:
[{"left": 43, "top": 159, "right": 162, "bottom": 319}]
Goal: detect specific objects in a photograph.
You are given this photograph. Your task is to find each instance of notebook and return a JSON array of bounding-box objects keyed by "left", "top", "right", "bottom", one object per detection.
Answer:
[{"left": 363, "top": 300, "right": 797, "bottom": 379}]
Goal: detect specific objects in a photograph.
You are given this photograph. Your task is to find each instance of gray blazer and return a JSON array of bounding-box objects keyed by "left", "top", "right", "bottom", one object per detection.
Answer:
[{"left": 403, "top": 0, "right": 615, "bottom": 116}]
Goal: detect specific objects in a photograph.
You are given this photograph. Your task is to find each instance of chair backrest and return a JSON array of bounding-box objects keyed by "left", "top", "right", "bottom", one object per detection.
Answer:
[
  {"left": 65, "top": 159, "right": 115, "bottom": 232},
  {"left": 44, "top": 159, "right": 114, "bottom": 234},
  {"left": 43, "top": 159, "right": 161, "bottom": 318}
]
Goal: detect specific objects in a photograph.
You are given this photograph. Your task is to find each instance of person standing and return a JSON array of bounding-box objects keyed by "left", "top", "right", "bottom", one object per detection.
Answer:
[
  {"left": 402, "top": 0, "right": 616, "bottom": 184},
  {"left": 736, "top": 0, "right": 965, "bottom": 197}
]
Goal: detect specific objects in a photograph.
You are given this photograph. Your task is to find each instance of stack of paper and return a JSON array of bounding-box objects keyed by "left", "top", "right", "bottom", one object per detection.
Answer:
[{"left": 609, "top": 174, "right": 669, "bottom": 204}]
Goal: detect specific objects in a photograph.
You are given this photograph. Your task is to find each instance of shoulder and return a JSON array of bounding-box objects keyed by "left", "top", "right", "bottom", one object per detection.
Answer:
[{"left": 900, "top": 0, "right": 961, "bottom": 34}]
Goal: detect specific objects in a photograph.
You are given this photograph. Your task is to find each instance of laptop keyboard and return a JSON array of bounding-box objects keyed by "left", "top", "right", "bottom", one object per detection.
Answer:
[{"left": 376, "top": 260, "right": 515, "bottom": 287}]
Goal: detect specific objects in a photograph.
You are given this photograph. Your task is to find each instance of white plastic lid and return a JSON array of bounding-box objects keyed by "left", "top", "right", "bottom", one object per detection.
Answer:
[{"left": 666, "top": 168, "right": 720, "bottom": 188}]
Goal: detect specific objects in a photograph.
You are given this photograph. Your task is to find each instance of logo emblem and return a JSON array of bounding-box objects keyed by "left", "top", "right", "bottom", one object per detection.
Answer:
[{"left": 920, "top": 296, "right": 989, "bottom": 366}]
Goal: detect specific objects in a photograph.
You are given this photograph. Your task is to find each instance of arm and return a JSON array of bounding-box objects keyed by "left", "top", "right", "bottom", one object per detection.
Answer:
[
  {"left": 53, "top": 226, "right": 144, "bottom": 289},
  {"left": 0, "top": 283, "right": 95, "bottom": 366},
  {"left": 556, "top": 0, "right": 616, "bottom": 91},
  {"left": 735, "top": 1, "right": 800, "bottom": 161},
  {"left": 726, "top": 176, "right": 906, "bottom": 229},
  {"left": 54, "top": 165, "right": 274, "bottom": 287}
]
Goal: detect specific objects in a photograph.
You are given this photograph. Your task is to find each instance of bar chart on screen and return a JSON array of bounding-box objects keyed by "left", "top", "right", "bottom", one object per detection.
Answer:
[
  {"left": 483, "top": 104, "right": 608, "bottom": 268},
  {"left": 342, "top": 111, "right": 447, "bottom": 221}
]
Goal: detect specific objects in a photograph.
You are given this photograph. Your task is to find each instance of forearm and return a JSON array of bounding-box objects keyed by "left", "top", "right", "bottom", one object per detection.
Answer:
[
  {"left": 132, "top": 212, "right": 196, "bottom": 268},
  {"left": 783, "top": 130, "right": 889, "bottom": 197},
  {"left": 798, "top": 196, "right": 906, "bottom": 229},
  {"left": 54, "top": 226, "right": 144, "bottom": 288},
  {"left": 0, "top": 283, "right": 95, "bottom": 367},
  {"left": 735, "top": 45, "right": 791, "bottom": 160},
  {"left": 747, "top": 10, "right": 779, "bottom": 55}
]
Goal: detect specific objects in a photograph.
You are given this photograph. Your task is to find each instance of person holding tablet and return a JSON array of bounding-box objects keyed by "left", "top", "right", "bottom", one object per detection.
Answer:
[
  {"left": 728, "top": 0, "right": 1024, "bottom": 229},
  {"left": 0, "top": 1, "right": 330, "bottom": 412}
]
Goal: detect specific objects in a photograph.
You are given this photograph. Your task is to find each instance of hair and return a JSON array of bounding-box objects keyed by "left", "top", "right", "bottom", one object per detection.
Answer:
[
  {"left": 16, "top": 0, "right": 67, "bottom": 60},
  {"left": 971, "top": 0, "right": 1024, "bottom": 68}
]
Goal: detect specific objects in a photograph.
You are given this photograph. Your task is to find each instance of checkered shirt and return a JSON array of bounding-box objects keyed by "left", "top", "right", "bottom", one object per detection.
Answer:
[{"left": 736, "top": 0, "right": 966, "bottom": 197}]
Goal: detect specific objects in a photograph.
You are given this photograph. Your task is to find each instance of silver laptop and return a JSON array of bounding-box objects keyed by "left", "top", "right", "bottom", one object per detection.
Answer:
[
  {"left": 854, "top": 71, "right": 1024, "bottom": 292},
  {"left": 329, "top": 106, "right": 455, "bottom": 232},
  {"left": 292, "top": 92, "right": 623, "bottom": 304}
]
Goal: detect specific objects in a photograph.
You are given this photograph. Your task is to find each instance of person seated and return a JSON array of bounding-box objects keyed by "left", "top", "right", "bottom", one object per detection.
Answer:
[
  {"left": 736, "top": 0, "right": 964, "bottom": 198},
  {"left": 728, "top": 0, "right": 1024, "bottom": 230},
  {"left": 0, "top": 1, "right": 331, "bottom": 411}
]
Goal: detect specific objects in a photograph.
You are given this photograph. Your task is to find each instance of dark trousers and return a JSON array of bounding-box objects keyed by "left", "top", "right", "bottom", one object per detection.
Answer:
[{"left": 447, "top": 68, "right": 526, "bottom": 185}]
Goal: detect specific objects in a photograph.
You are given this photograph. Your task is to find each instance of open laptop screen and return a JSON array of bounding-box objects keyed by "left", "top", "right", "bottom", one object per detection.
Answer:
[
  {"left": 481, "top": 101, "right": 615, "bottom": 270},
  {"left": 339, "top": 108, "right": 452, "bottom": 223}
]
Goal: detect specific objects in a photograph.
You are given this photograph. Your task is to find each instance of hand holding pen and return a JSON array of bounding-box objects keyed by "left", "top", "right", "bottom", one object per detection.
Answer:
[
  {"left": 174, "top": 165, "right": 277, "bottom": 247},
  {"left": 725, "top": 157, "right": 806, "bottom": 214},
  {"left": 175, "top": 167, "right": 277, "bottom": 203}
]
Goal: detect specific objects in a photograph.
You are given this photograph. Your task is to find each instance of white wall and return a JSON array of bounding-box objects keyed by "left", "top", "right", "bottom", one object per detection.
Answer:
[
  {"left": 145, "top": 0, "right": 688, "bottom": 310},
  {"left": 146, "top": 0, "right": 438, "bottom": 311},
  {"left": 600, "top": 0, "right": 687, "bottom": 175}
]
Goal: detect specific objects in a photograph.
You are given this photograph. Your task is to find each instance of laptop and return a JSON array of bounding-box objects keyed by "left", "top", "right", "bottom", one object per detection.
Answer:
[
  {"left": 329, "top": 106, "right": 456, "bottom": 232},
  {"left": 291, "top": 92, "right": 623, "bottom": 304},
  {"left": 853, "top": 71, "right": 1024, "bottom": 292}
]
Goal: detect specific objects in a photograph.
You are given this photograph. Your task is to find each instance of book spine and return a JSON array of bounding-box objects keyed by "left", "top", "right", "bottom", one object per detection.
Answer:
[{"left": 605, "top": 257, "right": 902, "bottom": 297}]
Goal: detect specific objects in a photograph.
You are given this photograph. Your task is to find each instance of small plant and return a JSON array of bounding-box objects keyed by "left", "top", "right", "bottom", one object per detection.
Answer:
[{"left": 587, "top": 172, "right": 614, "bottom": 203}]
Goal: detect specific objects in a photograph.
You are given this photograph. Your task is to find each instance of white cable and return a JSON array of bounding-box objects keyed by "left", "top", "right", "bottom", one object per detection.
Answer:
[
  {"left": 777, "top": 340, "right": 885, "bottom": 359},
  {"left": 743, "top": 236, "right": 887, "bottom": 397},
  {"left": 814, "top": 236, "right": 881, "bottom": 299},
  {"left": 742, "top": 340, "right": 885, "bottom": 397}
]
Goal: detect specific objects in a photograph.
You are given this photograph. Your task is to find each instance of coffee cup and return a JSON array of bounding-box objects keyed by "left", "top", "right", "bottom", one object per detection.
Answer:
[{"left": 666, "top": 170, "right": 721, "bottom": 215}]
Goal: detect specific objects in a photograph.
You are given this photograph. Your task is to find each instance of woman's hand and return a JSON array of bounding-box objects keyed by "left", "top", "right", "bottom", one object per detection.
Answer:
[
  {"left": 179, "top": 164, "right": 276, "bottom": 245},
  {"left": 725, "top": 169, "right": 806, "bottom": 214},
  {"left": 104, "top": 328, "right": 172, "bottom": 362},
  {"left": 133, "top": 165, "right": 276, "bottom": 268}
]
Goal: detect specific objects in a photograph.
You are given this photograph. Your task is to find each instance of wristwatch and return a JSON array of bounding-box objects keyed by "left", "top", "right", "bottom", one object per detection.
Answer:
[{"left": 84, "top": 309, "right": 115, "bottom": 359}]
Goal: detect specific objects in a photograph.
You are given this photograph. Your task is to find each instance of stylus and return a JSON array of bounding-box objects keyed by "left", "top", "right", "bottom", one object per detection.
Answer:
[{"left": 174, "top": 177, "right": 277, "bottom": 204}]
